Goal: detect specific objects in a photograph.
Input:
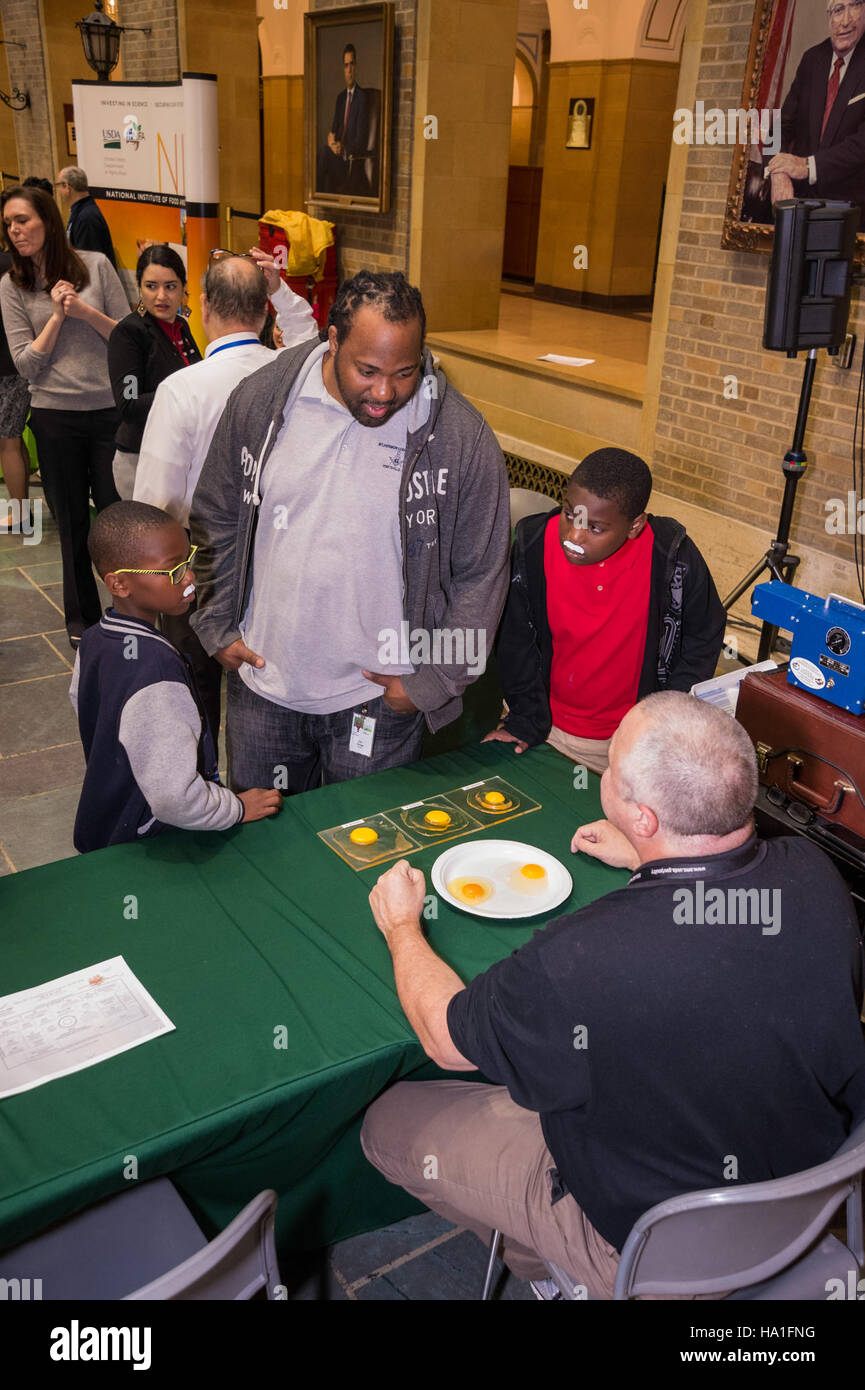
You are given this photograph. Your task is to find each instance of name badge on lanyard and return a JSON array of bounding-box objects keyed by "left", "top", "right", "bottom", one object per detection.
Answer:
[{"left": 350, "top": 703, "right": 377, "bottom": 757}]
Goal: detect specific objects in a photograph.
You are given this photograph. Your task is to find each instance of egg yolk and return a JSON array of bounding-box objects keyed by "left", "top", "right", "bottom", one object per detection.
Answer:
[
  {"left": 483, "top": 791, "right": 506, "bottom": 805},
  {"left": 520, "top": 863, "right": 546, "bottom": 879},
  {"left": 424, "top": 809, "right": 452, "bottom": 826},
  {"left": 349, "top": 827, "right": 378, "bottom": 845},
  {"left": 447, "top": 877, "right": 494, "bottom": 905}
]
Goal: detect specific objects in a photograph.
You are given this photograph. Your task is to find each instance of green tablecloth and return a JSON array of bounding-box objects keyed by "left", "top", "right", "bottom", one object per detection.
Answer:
[{"left": 0, "top": 742, "right": 627, "bottom": 1255}]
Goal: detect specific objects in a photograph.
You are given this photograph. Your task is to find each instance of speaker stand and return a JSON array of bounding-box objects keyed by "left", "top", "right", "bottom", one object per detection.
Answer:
[{"left": 722, "top": 347, "right": 818, "bottom": 662}]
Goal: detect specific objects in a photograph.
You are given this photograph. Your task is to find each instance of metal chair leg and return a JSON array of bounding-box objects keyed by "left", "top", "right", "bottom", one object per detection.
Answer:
[{"left": 480, "top": 1228, "right": 502, "bottom": 1300}]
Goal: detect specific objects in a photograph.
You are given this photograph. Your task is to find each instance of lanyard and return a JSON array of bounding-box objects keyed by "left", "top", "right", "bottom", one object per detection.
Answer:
[
  {"left": 207, "top": 338, "right": 261, "bottom": 358},
  {"left": 628, "top": 836, "right": 761, "bottom": 887}
]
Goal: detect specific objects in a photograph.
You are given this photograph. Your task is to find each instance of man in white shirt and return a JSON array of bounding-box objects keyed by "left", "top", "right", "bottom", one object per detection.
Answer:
[
  {"left": 133, "top": 253, "right": 318, "bottom": 738},
  {"left": 134, "top": 253, "right": 317, "bottom": 527}
]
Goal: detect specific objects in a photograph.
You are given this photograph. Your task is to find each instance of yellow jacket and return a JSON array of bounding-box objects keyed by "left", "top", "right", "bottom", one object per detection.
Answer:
[{"left": 260, "top": 210, "right": 334, "bottom": 280}]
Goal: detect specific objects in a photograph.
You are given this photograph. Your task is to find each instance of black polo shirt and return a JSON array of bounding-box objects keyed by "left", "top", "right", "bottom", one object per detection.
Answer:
[
  {"left": 447, "top": 834, "right": 865, "bottom": 1251},
  {"left": 67, "top": 196, "right": 116, "bottom": 268}
]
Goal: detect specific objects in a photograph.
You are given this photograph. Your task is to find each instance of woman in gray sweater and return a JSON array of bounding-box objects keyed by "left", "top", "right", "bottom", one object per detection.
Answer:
[{"left": 0, "top": 185, "right": 129, "bottom": 648}]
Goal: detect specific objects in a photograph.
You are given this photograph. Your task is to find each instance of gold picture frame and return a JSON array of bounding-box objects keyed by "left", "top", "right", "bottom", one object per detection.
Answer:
[
  {"left": 723, "top": 0, "right": 865, "bottom": 254},
  {"left": 305, "top": 2, "right": 394, "bottom": 214}
]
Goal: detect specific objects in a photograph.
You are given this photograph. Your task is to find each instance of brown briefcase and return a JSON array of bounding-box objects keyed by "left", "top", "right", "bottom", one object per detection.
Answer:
[{"left": 736, "top": 668, "right": 865, "bottom": 840}]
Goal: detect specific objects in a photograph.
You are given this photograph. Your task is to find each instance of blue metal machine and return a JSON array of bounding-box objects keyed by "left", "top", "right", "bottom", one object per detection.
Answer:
[{"left": 751, "top": 582, "right": 865, "bottom": 715}]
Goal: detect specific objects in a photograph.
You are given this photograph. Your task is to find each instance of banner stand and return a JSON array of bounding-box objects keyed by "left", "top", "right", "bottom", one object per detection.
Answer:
[{"left": 72, "top": 73, "right": 219, "bottom": 349}]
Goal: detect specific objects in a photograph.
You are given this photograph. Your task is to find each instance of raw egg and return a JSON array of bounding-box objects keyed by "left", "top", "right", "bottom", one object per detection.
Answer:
[
  {"left": 349, "top": 826, "right": 378, "bottom": 845},
  {"left": 447, "top": 876, "right": 495, "bottom": 906},
  {"left": 508, "top": 862, "right": 547, "bottom": 895},
  {"left": 424, "top": 809, "right": 452, "bottom": 827},
  {"left": 483, "top": 791, "right": 506, "bottom": 805}
]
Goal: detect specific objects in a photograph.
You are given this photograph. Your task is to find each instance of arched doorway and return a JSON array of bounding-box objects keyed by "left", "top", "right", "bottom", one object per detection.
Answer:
[{"left": 502, "top": 8, "right": 550, "bottom": 285}]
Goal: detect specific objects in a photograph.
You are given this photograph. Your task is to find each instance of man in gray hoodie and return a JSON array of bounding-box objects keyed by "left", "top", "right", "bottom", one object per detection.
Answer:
[{"left": 188, "top": 270, "right": 511, "bottom": 793}]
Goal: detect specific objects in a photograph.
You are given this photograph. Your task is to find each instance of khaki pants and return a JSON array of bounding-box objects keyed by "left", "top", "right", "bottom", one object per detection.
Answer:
[
  {"left": 361, "top": 1080, "right": 621, "bottom": 1295},
  {"left": 546, "top": 725, "right": 611, "bottom": 775}
]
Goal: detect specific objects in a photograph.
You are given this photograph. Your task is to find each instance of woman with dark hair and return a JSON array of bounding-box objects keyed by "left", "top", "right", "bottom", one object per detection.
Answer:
[
  {"left": 108, "top": 244, "right": 202, "bottom": 499},
  {"left": 0, "top": 185, "right": 129, "bottom": 647}
]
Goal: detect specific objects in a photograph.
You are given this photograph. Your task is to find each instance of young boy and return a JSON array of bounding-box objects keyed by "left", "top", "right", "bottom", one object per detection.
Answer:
[
  {"left": 70, "top": 501, "right": 281, "bottom": 852},
  {"left": 485, "top": 448, "right": 725, "bottom": 773}
]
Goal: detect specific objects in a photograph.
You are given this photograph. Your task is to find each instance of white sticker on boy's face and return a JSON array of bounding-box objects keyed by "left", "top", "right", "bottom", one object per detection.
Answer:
[{"left": 349, "top": 712, "right": 377, "bottom": 758}]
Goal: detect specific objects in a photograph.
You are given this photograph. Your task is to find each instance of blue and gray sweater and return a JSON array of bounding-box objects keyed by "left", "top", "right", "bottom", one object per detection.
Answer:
[{"left": 70, "top": 609, "right": 242, "bottom": 853}]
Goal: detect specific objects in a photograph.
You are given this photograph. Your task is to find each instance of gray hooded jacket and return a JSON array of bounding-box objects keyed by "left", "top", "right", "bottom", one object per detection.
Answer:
[{"left": 188, "top": 337, "right": 511, "bottom": 733}]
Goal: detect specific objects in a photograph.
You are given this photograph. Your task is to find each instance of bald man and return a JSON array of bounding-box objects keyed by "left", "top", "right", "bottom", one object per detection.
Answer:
[
  {"left": 133, "top": 254, "right": 316, "bottom": 739},
  {"left": 362, "top": 692, "right": 865, "bottom": 1298}
]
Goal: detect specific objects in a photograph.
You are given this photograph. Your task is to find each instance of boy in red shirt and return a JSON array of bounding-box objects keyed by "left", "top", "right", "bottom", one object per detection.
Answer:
[{"left": 485, "top": 448, "right": 725, "bottom": 772}]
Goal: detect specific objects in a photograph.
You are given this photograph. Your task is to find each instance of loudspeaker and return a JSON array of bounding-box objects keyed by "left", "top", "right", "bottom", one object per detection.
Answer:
[{"left": 763, "top": 199, "right": 860, "bottom": 357}]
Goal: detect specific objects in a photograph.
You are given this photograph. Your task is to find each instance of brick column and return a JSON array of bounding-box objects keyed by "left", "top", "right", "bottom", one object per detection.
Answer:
[
  {"left": 118, "top": 0, "right": 180, "bottom": 83},
  {"left": 0, "top": 0, "right": 56, "bottom": 180}
]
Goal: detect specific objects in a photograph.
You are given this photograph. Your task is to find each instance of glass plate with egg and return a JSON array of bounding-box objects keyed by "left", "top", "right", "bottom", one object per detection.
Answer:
[
  {"left": 393, "top": 797, "right": 482, "bottom": 840},
  {"left": 443, "top": 777, "right": 540, "bottom": 825},
  {"left": 431, "top": 839, "right": 573, "bottom": 920},
  {"left": 319, "top": 814, "right": 420, "bottom": 867}
]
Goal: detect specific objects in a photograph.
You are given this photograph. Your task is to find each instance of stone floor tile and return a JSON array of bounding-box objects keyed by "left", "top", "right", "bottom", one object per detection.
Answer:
[
  {"left": 0, "top": 671, "right": 80, "bottom": 757},
  {"left": 352, "top": 1273, "right": 410, "bottom": 1300},
  {"left": 330, "top": 1210, "right": 456, "bottom": 1286},
  {"left": 0, "top": 540, "right": 64, "bottom": 572},
  {"left": 0, "top": 633, "right": 72, "bottom": 685},
  {"left": 0, "top": 570, "right": 64, "bottom": 641},
  {"left": 0, "top": 785, "right": 80, "bottom": 870},
  {"left": 15, "top": 560, "right": 63, "bottom": 585},
  {"left": 0, "top": 741, "right": 85, "bottom": 799}
]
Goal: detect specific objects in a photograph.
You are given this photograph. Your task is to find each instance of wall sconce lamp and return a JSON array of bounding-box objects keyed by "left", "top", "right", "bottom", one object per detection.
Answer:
[
  {"left": 76, "top": 0, "right": 151, "bottom": 82},
  {"left": 0, "top": 40, "right": 30, "bottom": 110}
]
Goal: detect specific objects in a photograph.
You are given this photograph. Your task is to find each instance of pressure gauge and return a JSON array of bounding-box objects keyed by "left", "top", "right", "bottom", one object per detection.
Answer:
[{"left": 825, "top": 626, "right": 851, "bottom": 657}]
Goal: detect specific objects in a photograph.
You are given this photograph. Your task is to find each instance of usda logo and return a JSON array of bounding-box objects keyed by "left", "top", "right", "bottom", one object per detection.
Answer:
[{"left": 123, "top": 114, "right": 144, "bottom": 150}]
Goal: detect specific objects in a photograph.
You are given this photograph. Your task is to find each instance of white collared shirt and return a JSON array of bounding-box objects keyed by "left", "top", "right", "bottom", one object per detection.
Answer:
[{"left": 134, "top": 285, "right": 317, "bottom": 527}]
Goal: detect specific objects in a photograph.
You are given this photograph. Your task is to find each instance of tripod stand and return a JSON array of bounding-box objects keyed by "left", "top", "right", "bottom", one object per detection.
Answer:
[{"left": 722, "top": 347, "right": 818, "bottom": 662}]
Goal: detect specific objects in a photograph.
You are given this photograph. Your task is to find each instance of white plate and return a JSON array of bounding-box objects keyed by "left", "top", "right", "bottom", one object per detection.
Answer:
[{"left": 431, "top": 839, "right": 573, "bottom": 920}]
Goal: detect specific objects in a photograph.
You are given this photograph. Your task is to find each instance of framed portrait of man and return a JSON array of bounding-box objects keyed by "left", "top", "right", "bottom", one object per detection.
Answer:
[
  {"left": 723, "top": 0, "right": 865, "bottom": 251},
  {"left": 305, "top": 2, "right": 394, "bottom": 213}
]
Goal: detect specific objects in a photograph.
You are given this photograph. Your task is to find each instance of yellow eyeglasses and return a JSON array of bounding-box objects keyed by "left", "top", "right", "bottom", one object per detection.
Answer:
[{"left": 111, "top": 546, "right": 198, "bottom": 586}]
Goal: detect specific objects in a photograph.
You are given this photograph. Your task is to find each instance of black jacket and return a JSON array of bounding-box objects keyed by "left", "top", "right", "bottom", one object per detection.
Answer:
[
  {"left": 330, "top": 85, "right": 369, "bottom": 158},
  {"left": 780, "top": 37, "right": 865, "bottom": 209},
  {"left": 497, "top": 509, "right": 726, "bottom": 746},
  {"left": 67, "top": 196, "right": 117, "bottom": 267},
  {"left": 108, "top": 309, "right": 203, "bottom": 453}
]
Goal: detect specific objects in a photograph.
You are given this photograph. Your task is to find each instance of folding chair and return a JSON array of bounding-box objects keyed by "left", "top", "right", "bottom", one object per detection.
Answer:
[
  {"left": 481, "top": 1116, "right": 865, "bottom": 1300},
  {"left": 0, "top": 1179, "right": 282, "bottom": 1301}
]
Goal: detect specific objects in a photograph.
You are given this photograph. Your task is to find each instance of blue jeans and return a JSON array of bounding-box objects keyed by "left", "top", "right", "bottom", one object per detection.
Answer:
[{"left": 225, "top": 672, "right": 426, "bottom": 794}]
